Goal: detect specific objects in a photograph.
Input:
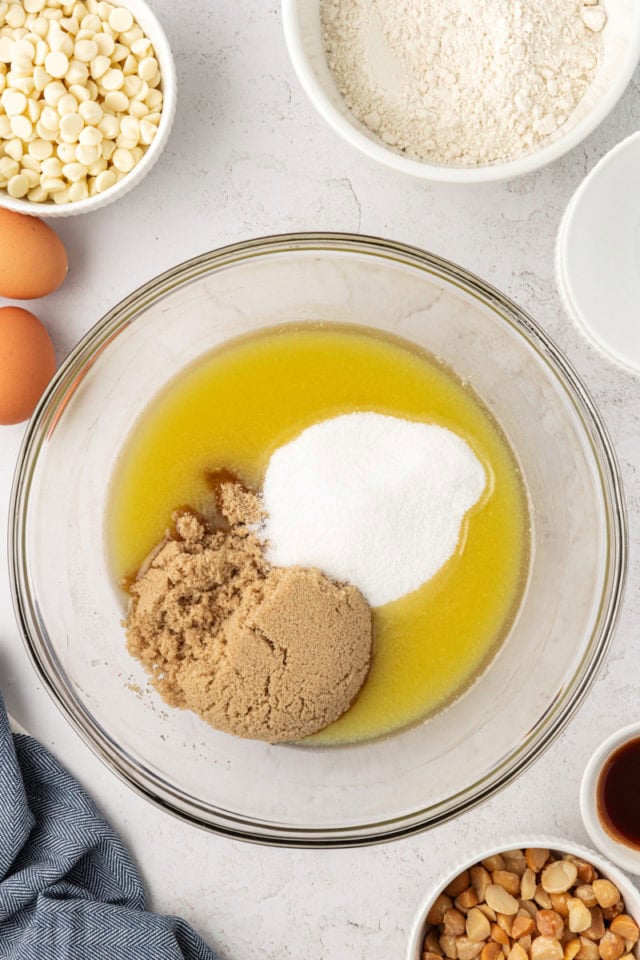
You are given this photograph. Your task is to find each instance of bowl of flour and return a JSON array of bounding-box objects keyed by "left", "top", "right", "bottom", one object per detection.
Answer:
[{"left": 282, "top": 0, "right": 640, "bottom": 182}]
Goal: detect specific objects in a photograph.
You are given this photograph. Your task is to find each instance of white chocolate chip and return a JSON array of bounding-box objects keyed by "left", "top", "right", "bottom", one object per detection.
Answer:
[
  {"left": 122, "top": 73, "right": 141, "bottom": 97},
  {"left": 89, "top": 53, "right": 109, "bottom": 78},
  {"left": 35, "top": 120, "right": 58, "bottom": 140},
  {"left": 68, "top": 178, "right": 88, "bottom": 200},
  {"left": 43, "top": 80, "right": 66, "bottom": 106},
  {"left": 69, "top": 82, "right": 91, "bottom": 102},
  {"left": 0, "top": 156, "right": 19, "bottom": 178},
  {"left": 41, "top": 175, "right": 66, "bottom": 192},
  {"left": 44, "top": 49, "right": 69, "bottom": 77},
  {"left": 104, "top": 89, "right": 127, "bottom": 111},
  {"left": 14, "top": 38, "right": 36, "bottom": 60},
  {"left": 57, "top": 141, "right": 77, "bottom": 163},
  {"left": 66, "top": 58, "right": 88, "bottom": 84},
  {"left": 78, "top": 123, "right": 101, "bottom": 145},
  {"left": 27, "top": 100, "right": 43, "bottom": 124},
  {"left": 32, "top": 18, "right": 49, "bottom": 38},
  {"left": 129, "top": 100, "right": 147, "bottom": 119},
  {"left": 29, "top": 137, "right": 53, "bottom": 160},
  {"left": 6, "top": 4, "right": 27, "bottom": 28},
  {"left": 4, "top": 138, "right": 23, "bottom": 161},
  {"left": 93, "top": 31, "right": 114, "bottom": 56},
  {"left": 75, "top": 141, "right": 100, "bottom": 164},
  {"left": 28, "top": 184, "right": 48, "bottom": 201},
  {"left": 94, "top": 167, "right": 115, "bottom": 191},
  {"left": 50, "top": 33, "right": 74, "bottom": 58},
  {"left": 101, "top": 66, "right": 123, "bottom": 89},
  {"left": 59, "top": 111, "right": 84, "bottom": 141},
  {"left": 111, "top": 42, "right": 128, "bottom": 62},
  {"left": 145, "top": 88, "right": 161, "bottom": 109},
  {"left": 57, "top": 92, "right": 79, "bottom": 113},
  {"left": 0, "top": 0, "right": 163, "bottom": 204},
  {"left": 40, "top": 104, "right": 60, "bottom": 128},
  {"left": 61, "top": 160, "right": 87, "bottom": 181},
  {"left": 40, "top": 156, "right": 62, "bottom": 177},
  {"left": 21, "top": 156, "right": 42, "bottom": 173},
  {"left": 108, "top": 6, "right": 132, "bottom": 32},
  {"left": 86, "top": 155, "right": 106, "bottom": 174},
  {"left": 74, "top": 38, "right": 97, "bottom": 60},
  {"left": 112, "top": 145, "right": 133, "bottom": 171},
  {"left": 137, "top": 55, "right": 157, "bottom": 83},
  {"left": 81, "top": 14, "right": 102, "bottom": 33},
  {"left": 121, "top": 25, "right": 142, "bottom": 46},
  {"left": 78, "top": 99, "right": 102, "bottom": 124},
  {"left": 130, "top": 36, "right": 151, "bottom": 57},
  {"left": 97, "top": 112, "right": 118, "bottom": 137},
  {"left": 33, "top": 65, "right": 50, "bottom": 90},
  {"left": 0, "top": 37, "right": 15, "bottom": 64},
  {"left": 2, "top": 88, "right": 27, "bottom": 115},
  {"left": 22, "top": 168, "right": 40, "bottom": 188},
  {"left": 119, "top": 113, "right": 138, "bottom": 140},
  {"left": 60, "top": 16, "right": 80, "bottom": 35},
  {"left": 7, "top": 172, "right": 29, "bottom": 197},
  {"left": 122, "top": 53, "right": 136, "bottom": 76},
  {"left": 11, "top": 115, "right": 33, "bottom": 140}
]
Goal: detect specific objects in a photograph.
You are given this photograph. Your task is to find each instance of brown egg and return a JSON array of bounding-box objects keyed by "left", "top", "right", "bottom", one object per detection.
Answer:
[
  {"left": 0, "top": 306, "right": 56, "bottom": 425},
  {"left": 0, "top": 208, "right": 68, "bottom": 300}
]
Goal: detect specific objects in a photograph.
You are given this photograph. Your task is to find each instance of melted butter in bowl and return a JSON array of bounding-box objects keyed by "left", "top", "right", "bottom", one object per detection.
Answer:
[{"left": 109, "top": 321, "right": 530, "bottom": 746}]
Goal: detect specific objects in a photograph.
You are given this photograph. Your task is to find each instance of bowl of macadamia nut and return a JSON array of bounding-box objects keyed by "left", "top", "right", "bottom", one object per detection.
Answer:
[
  {"left": 0, "top": 0, "right": 176, "bottom": 216},
  {"left": 408, "top": 841, "right": 640, "bottom": 960}
]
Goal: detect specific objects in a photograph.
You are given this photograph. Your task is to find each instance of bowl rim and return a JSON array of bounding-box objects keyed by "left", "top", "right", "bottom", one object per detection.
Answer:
[
  {"left": 555, "top": 130, "right": 640, "bottom": 375},
  {"left": 0, "top": 0, "right": 177, "bottom": 218},
  {"left": 406, "top": 836, "right": 640, "bottom": 960},
  {"left": 8, "top": 232, "right": 628, "bottom": 847},
  {"left": 281, "top": 0, "right": 640, "bottom": 184}
]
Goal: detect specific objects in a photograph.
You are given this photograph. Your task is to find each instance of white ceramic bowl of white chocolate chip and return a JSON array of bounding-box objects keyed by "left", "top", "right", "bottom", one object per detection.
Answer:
[
  {"left": 283, "top": 0, "right": 640, "bottom": 183},
  {"left": 407, "top": 840, "right": 640, "bottom": 960},
  {"left": 0, "top": 0, "right": 176, "bottom": 215}
]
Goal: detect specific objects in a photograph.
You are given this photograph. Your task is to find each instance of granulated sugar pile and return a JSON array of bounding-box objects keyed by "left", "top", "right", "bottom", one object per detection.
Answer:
[
  {"left": 321, "top": 0, "right": 607, "bottom": 165},
  {"left": 262, "top": 413, "right": 487, "bottom": 607}
]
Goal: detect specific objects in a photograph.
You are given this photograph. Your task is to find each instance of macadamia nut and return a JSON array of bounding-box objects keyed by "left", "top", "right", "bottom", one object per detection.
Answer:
[{"left": 423, "top": 851, "right": 640, "bottom": 960}]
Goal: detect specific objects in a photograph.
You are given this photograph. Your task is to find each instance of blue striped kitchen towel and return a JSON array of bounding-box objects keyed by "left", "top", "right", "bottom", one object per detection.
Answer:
[{"left": 0, "top": 695, "right": 219, "bottom": 959}]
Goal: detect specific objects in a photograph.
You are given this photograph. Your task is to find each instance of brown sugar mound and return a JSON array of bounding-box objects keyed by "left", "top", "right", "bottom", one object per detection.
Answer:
[{"left": 124, "top": 484, "right": 373, "bottom": 742}]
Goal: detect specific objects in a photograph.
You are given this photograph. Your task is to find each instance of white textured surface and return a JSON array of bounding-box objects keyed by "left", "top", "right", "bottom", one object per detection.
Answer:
[{"left": 0, "top": 4, "right": 639, "bottom": 959}]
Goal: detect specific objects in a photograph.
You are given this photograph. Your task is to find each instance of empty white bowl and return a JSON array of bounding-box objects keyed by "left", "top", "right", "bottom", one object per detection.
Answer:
[
  {"left": 581, "top": 723, "right": 640, "bottom": 874},
  {"left": 282, "top": 0, "right": 640, "bottom": 183},
  {"left": 557, "top": 131, "right": 640, "bottom": 375},
  {"left": 0, "top": 0, "right": 177, "bottom": 218},
  {"left": 407, "top": 837, "right": 640, "bottom": 960}
]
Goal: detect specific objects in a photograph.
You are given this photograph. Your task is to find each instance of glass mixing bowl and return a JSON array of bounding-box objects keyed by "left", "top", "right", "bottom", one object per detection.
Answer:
[{"left": 9, "top": 234, "right": 627, "bottom": 847}]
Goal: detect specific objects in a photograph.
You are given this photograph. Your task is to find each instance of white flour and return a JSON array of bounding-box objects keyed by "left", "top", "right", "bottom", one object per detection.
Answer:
[
  {"left": 321, "top": 0, "right": 607, "bottom": 165},
  {"left": 261, "top": 413, "right": 486, "bottom": 608}
]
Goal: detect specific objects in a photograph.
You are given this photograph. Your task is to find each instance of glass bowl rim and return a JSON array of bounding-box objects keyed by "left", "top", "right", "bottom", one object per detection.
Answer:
[{"left": 8, "top": 231, "right": 628, "bottom": 848}]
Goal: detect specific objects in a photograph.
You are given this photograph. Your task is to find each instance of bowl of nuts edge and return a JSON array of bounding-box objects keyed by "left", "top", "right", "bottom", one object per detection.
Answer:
[
  {"left": 0, "top": 0, "right": 177, "bottom": 217},
  {"left": 407, "top": 839, "right": 640, "bottom": 960}
]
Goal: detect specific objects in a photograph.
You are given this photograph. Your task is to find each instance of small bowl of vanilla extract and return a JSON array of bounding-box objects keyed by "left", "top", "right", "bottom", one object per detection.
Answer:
[{"left": 581, "top": 723, "right": 640, "bottom": 874}]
